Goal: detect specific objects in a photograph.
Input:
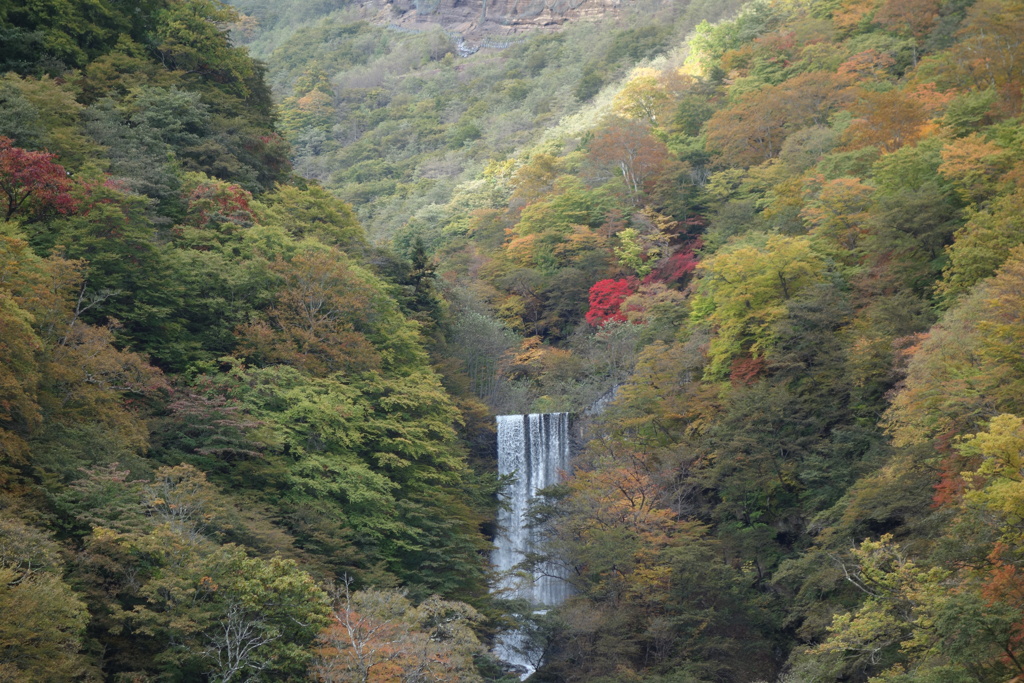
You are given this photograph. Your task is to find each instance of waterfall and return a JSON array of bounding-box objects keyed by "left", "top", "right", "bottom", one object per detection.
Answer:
[{"left": 492, "top": 413, "right": 572, "bottom": 678}]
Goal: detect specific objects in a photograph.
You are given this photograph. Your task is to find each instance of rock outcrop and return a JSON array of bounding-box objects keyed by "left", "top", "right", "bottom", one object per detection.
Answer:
[{"left": 378, "top": 0, "right": 632, "bottom": 43}]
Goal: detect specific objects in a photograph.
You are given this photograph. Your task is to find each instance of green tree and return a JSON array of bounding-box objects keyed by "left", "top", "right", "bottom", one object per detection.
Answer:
[
  {"left": 154, "top": 0, "right": 257, "bottom": 99},
  {"left": 0, "top": 517, "right": 94, "bottom": 680},
  {"left": 937, "top": 189, "right": 1024, "bottom": 303},
  {"left": 141, "top": 541, "right": 330, "bottom": 681},
  {"left": 0, "top": 291, "right": 42, "bottom": 473},
  {"left": 256, "top": 183, "right": 366, "bottom": 250},
  {"left": 693, "top": 233, "right": 826, "bottom": 378},
  {"left": 0, "top": 74, "right": 102, "bottom": 169}
]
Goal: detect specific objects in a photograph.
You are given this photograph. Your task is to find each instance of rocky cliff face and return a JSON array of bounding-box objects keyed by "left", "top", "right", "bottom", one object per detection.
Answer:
[{"left": 378, "top": 0, "right": 631, "bottom": 43}]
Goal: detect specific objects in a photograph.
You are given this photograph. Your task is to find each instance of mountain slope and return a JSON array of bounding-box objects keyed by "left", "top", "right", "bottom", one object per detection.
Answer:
[
  {"left": 253, "top": 0, "right": 1024, "bottom": 679},
  {"left": 227, "top": 0, "right": 745, "bottom": 241}
]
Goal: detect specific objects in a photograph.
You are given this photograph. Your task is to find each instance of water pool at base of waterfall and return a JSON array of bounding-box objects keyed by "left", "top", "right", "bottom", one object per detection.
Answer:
[{"left": 494, "top": 628, "right": 539, "bottom": 680}]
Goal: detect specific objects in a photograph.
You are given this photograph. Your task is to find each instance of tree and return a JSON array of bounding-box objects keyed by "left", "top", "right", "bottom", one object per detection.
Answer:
[
  {"left": 806, "top": 535, "right": 943, "bottom": 680},
  {"left": 705, "top": 71, "right": 850, "bottom": 167},
  {"left": 186, "top": 359, "right": 489, "bottom": 596},
  {"left": 198, "top": 552, "right": 331, "bottom": 681},
  {"left": 176, "top": 172, "right": 257, "bottom": 249},
  {"left": 0, "top": 136, "right": 75, "bottom": 221},
  {"left": 537, "top": 438, "right": 777, "bottom": 682},
  {"left": 0, "top": 292, "right": 42, "bottom": 470},
  {"left": 612, "top": 68, "right": 676, "bottom": 126},
  {"left": 504, "top": 176, "right": 617, "bottom": 272},
  {"left": 936, "top": 190, "right": 1024, "bottom": 302},
  {"left": 884, "top": 248, "right": 1024, "bottom": 454},
  {"left": 0, "top": 74, "right": 102, "bottom": 169},
  {"left": 960, "top": 415, "right": 1024, "bottom": 545},
  {"left": 951, "top": 0, "right": 1024, "bottom": 114},
  {"left": 0, "top": 564, "right": 92, "bottom": 680},
  {"left": 873, "top": 0, "right": 941, "bottom": 63},
  {"left": 132, "top": 534, "right": 331, "bottom": 681},
  {"left": 974, "top": 250, "right": 1024, "bottom": 410},
  {"left": 280, "top": 88, "right": 335, "bottom": 140},
  {"left": 83, "top": 95, "right": 183, "bottom": 204},
  {"left": 937, "top": 132, "right": 1010, "bottom": 205},
  {"left": 509, "top": 153, "right": 562, "bottom": 208},
  {"left": 38, "top": 175, "right": 211, "bottom": 368},
  {"left": 0, "top": 0, "right": 131, "bottom": 72},
  {"left": 0, "top": 234, "right": 162, "bottom": 481},
  {"left": 147, "top": 387, "right": 278, "bottom": 491},
  {"left": 154, "top": 0, "right": 258, "bottom": 100},
  {"left": 312, "top": 584, "right": 485, "bottom": 683},
  {"left": 59, "top": 463, "right": 330, "bottom": 680},
  {"left": 800, "top": 175, "right": 874, "bottom": 254},
  {"left": 588, "top": 118, "right": 669, "bottom": 200},
  {"left": 0, "top": 517, "right": 94, "bottom": 680},
  {"left": 256, "top": 183, "right": 366, "bottom": 250},
  {"left": 842, "top": 87, "right": 934, "bottom": 153},
  {"left": 804, "top": 529, "right": 1024, "bottom": 682},
  {"left": 585, "top": 278, "right": 636, "bottom": 327},
  {"left": 143, "top": 464, "right": 230, "bottom": 541},
  {"left": 237, "top": 248, "right": 386, "bottom": 375},
  {"left": 693, "top": 233, "right": 826, "bottom": 378}
]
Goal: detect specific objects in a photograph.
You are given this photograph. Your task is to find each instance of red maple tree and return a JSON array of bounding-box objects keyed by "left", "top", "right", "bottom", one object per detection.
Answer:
[
  {"left": 586, "top": 278, "right": 637, "bottom": 327},
  {"left": 0, "top": 137, "right": 76, "bottom": 221},
  {"left": 643, "top": 238, "right": 703, "bottom": 285}
]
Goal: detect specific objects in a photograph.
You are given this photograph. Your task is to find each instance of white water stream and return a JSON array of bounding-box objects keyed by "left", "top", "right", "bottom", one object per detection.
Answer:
[{"left": 491, "top": 413, "right": 572, "bottom": 679}]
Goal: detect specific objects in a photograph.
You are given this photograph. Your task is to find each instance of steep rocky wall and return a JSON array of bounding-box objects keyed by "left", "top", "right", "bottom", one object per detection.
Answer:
[{"left": 380, "top": 0, "right": 633, "bottom": 40}]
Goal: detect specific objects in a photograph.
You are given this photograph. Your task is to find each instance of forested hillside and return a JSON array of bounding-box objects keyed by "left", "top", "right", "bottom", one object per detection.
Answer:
[
  {"left": 0, "top": 0, "right": 507, "bottom": 679},
  {"left": 368, "top": 0, "right": 1024, "bottom": 678},
  {"left": 247, "top": 0, "right": 1024, "bottom": 678},
  {"left": 4, "top": 0, "right": 1024, "bottom": 680},
  {"left": 227, "top": 0, "right": 746, "bottom": 241}
]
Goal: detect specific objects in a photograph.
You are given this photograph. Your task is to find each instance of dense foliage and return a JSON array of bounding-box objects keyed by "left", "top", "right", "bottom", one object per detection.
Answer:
[
  {"left": 0, "top": 0, "right": 506, "bottom": 679},
  {"left": 423, "top": 0, "right": 1024, "bottom": 678},
  {"left": 254, "top": 0, "right": 1024, "bottom": 679},
  {"left": 6, "top": 0, "right": 1024, "bottom": 679},
  {"left": 228, "top": 0, "right": 747, "bottom": 242}
]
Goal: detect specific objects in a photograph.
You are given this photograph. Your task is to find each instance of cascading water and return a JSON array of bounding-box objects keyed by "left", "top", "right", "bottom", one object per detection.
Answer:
[{"left": 492, "top": 413, "right": 572, "bottom": 679}]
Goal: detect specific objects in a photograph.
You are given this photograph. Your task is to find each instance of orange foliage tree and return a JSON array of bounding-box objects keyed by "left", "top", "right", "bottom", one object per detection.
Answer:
[
  {"left": 237, "top": 249, "right": 384, "bottom": 375},
  {"left": 706, "top": 71, "right": 850, "bottom": 167},
  {"left": 873, "top": 0, "right": 940, "bottom": 63},
  {"left": 843, "top": 87, "right": 933, "bottom": 152},
  {"left": 589, "top": 118, "right": 669, "bottom": 200},
  {"left": 312, "top": 584, "right": 484, "bottom": 682},
  {"left": 952, "top": 0, "right": 1024, "bottom": 114}
]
